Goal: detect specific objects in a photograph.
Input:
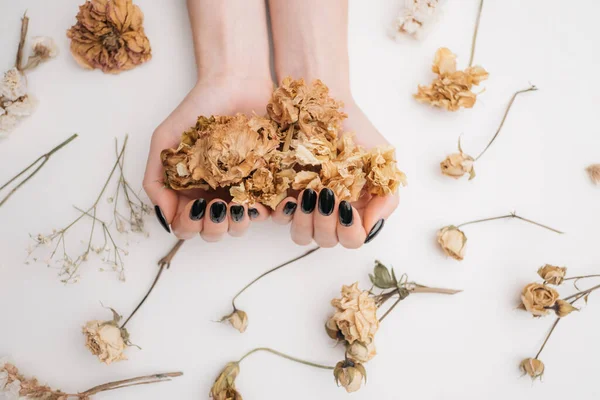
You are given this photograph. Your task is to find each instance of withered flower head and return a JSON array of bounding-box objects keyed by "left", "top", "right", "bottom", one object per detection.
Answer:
[
  {"left": 0, "top": 68, "right": 28, "bottom": 101},
  {"left": 520, "top": 358, "right": 544, "bottom": 380},
  {"left": 221, "top": 309, "right": 248, "bottom": 333},
  {"left": 210, "top": 362, "right": 241, "bottom": 400},
  {"left": 328, "top": 282, "right": 379, "bottom": 344},
  {"left": 537, "top": 264, "right": 567, "bottom": 285},
  {"left": 82, "top": 320, "right": 127, "bottom": 364},
  {"left": 586, "top": 164, "right": 600, "bottom": 185},
  {"left": 553, "top": 299, "right": 578, "bottom": 318},
  {"left": 346, "top": 340, "right": 377, "bottom": 364},
  {"left": 67, "top": 0, "right": 152, "bottom": 74},
  {"left": 437, "top": 225, "right": 467, "bottom": 261},
  {"left": 334, "top": 360, "right": 367, "bottom": 393},
  {"left": 520, "top": 283, "right": 559, "bottom": 317},
  {"left": 363, "top": 146, "right": 408, "bottom": 196},
  {"left": 22, "top": 37, "right": 59, "bottom": 70},
  {"left": 440, "top": 152, "right": 475, "bottom": 180},
  {"left": 415, "top": 47, "right": 488, "bottom": 111}
]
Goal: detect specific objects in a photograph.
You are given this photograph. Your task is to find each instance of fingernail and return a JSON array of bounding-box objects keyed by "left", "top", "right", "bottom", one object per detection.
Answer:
[
  {"left": 248, "top": 207, "right": 259, "bottom": 219},
  {"left": 365, "top": 219, "right": 385, "bottom": 244},
  {"left": 338, "top": 201, "right": 353, "bottom": 227},
  {"left": 283, "top": 201, "right": 297, "bottom": 216},
  {"left": 189, "top": 199, "right": 206, "bottom": 221},
  {"left": 154, "top": 205, "right": 170, "bottom": 233},
  {"left": 209, "top": 201, "right": 227, "bottom": 223},
  {"left": 318, "top": 188, "right": 335, "bottom": 216},
  {"left": 301, "top": 189, "right": 317, "bottom": 214},
  {"left": 230, "top": 205, "right": 245, "bottom": 222}
]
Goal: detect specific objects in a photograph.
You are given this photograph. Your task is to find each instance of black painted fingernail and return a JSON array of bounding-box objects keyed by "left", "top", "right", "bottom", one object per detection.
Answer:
[
  {"left": 209, "top": 201, "right": 227, "bottom": 223},
  {"left": 154, "top": 205, "right": 170, "bottom": 233},
  {"left": 301, "top": 189, "right": 317, "bottom": 214},
  {"left": 318, "top": 188, "right": 335, "bottom": 216},
  {"left": 230, "top": 205, "right": 245, "bottom": 222},
  {"left": 338, "top": 201, "right": 353, "bottom": 227},
  {"left": 189, "top": 199, "right": 206, "bottom": 221},
  {"left": 365, "top": 219, "right": 385, "bottom": 243},
  {"left": 283, "top": 201, "right": 297, "bottom": 216},
  {"left": 248, "top": 207, "right": 259, "bottom": 219}
]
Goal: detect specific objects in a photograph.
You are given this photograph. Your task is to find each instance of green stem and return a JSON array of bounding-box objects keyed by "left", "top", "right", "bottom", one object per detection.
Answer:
[
  {"left": 231, "top": 247, "right": 320, "bottom": 309},
  {"left": 468, "top": 0, "right": 484, "bottom": 67},
  {"left": 457, "top": 212, "right": 563, "bottom": 234},
  {"left": 474, "top": 85, "right": 538, "bottom": 161},
  {"left": 237, "top": 347, "right": 334, "bottom": 370}
]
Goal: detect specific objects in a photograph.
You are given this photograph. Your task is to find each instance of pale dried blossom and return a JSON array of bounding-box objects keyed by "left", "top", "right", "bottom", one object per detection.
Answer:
[
  {"left": 537, "top": 265, "right": 567, "bottom": 285},
  {"left": 210, "top": 362, "right": 241, "bottom": 400},
  {"left": 586, "top": 164, "right": 600, "bottom": 185},
  {"left": 520, "top": 283, "right": 559, "bottom": 317},
  {"left": 0, "top": 359, "right": 64, "bottom": 399},
  {"left": 440, "top": 151, "right": 475, "bottom": 180},
  {"left": 22, "top": 37, "right": 59, "bottom": 70},
  {"left": 437, "top": 225, "right": 467, "bottom": 261},
  {"left": 415, "top": 48, "right": 488, "bottom": 111},
  {"left": 520, "top": 358, "right": 544, "bottom": 380},
  {"left": 67, "top": 0, "right": 152, "bottom": 74},
  {"left": 0, "top": 68, "right": 27, "bottom": 101},
  {"left": 392, "top": 0, "right": 443, "bottom": 39},
  {"left": 553, "top": 299, "right": 578, "bottom": 318},
  {"left": 327, "top": 282, "right": 379, "bottom": 344},
  {"left": 221, "top": 310, "right": 248, "bottom": 333},
  {"left": 334, "top": 360, "right": 366, "bottom": 393},
  {"left": 83, "top": 319, "right": 128, "bottom": 364},
  {"left": 346, "top": 340, "right": 377, "bottom": 363}
]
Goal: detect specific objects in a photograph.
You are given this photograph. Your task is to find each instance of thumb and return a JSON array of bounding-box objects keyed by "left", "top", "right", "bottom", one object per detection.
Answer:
[{"left": 362, "top": 194, "right": 399, "bottom": 243}]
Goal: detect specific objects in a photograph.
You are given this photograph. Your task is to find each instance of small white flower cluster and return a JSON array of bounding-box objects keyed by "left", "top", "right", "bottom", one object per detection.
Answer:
[{"left": 392, "top": 0, "right": 444, "bottom": 40}]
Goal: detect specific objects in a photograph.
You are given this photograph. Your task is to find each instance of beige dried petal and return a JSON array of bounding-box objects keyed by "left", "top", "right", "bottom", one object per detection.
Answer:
[
  {"left": 329, "top": 283, "right": 379, "bottom": 344},
  {"left": 520, "top": 358, "right": 544, "bottom": 380},
  {"left": 586, "top": 164, "right": 600, "bottom": 184},
  {"left": 334, "top": 361, "right": 366, "bottom": 393},
  {"left": 437, "top": 225, "right": 466, "bottom": 260},
  {"left": 0, "top": 68, "right": 27, "bottom": 101},
  {"left": 520, "top": 283, "right": 559, "bottom": 317},
  {"left": 440, "top": 152, "right": 475, "bottom": 179},
  {"left": 223, "top": 309, "right": 248, "bottom": 333},
  {"left": 554, "top": 299, "right": 578, "bottom": 318},
  {"left": 82, "top": 320, "right": 127, "bottom": 364},
  {"left": 346, "top": 340, "right": 377, "bottom": 363},
  {"left": 537, "top": 264, "right": 566, "bottom": 285}
]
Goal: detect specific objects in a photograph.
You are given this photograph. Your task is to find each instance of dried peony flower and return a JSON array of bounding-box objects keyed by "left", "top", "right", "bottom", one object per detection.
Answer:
[
  {"left": 553, "top": 299, "right": 578, "bottom": 318},
  {"left": 67, "top": 0, "right": 152, "bottom": 74},
  {"left": 346, "top": 340, "right": 377, "bottom": 364},
  {"left": 520, "top": 283, "right": 559, "bottom": 317},
  {"left": 440, "top": 152, "right": 475, "bottom": 180},
  {"left": 415, "top": 47, "right": 488, "bottom": 111},
  {"left": 586, "top": 164, "right": 600, "bottom": 185},
  {"left": 328, "top": 282, "right": 379, "bottom": 344},
  {"left": 221, "top": 309, "right": 248, "bottom": 333},
  {"left": 393, "top": 0, "right": 443, "bottom": 39},
  {"left": 83, "top": 320, "right": 128, "bottom": 364},
  {"left": 210, "top": 362, "right": 240, "bottom": 400},
  {"left": 520, "top": 358, "right": 544, "bottom": 380},
  {"left": 537, "top": 264, "right": 567, "bottom": 285},
  {"left": 437, "top": 225, "right": 467, "bottom": 261},
  {"left": 0, "top": 68, "right": 27, "bottom": 101},
  {"left": 334, "top": 360, "right": 366, "bottom": 393}
]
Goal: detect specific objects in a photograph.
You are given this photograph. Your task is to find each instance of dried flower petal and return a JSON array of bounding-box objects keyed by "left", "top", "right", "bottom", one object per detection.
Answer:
[
  {"left": 328, "top": 282, "right": 379, "bottom": 344},
  {"left": 334, "top": 360, "right": 366, "bottom": 393},
  {"left": 82, "top": 320, "right": 128, "bottom": 364},
  {"left": 437, "top": 225, "right": 467, "bottom": 260},
  {"left": 586, "top": 164, "right": 600, "bottom": 185},
  {"left": 554, "top": 299, "right": 578, "bottom": 318},
  {"left": 210, "top": 362, "right": 240, "bottom": 400},
  {"left": 221, "top": 310, "right": 248, "bottom": 333},
  {"left": 537, "top": 264, "right": 566, "bottom": 285},
  {"left": 520, "top": 358, "right": 544, "bottom": 380},
  {"left": 393, "top": 0, "right": 443, "bottom": 39},
  {"left": 0, "top": 68, "right": 27, "bottom": 101},
  {"left": 4, "top": 95, "right": 37, "bottom": 117},
  {"left": 520, "top": 283, "right": 559, "bottom": 317},
  {"left": 440, "top": 152, "right": 475, "bottom": 179},
  {"left": 346, "top": 340, "right": 377, "bottom": 363}
]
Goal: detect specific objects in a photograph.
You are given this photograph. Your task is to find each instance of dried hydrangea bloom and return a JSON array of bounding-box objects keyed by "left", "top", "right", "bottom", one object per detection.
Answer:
[
  {"left": 393, "top": 0, "right": 443, "bottom": 39},
  {"left": 415, "top": 47, "right": 488, "bottom": 111},
  {"left": 0, "top": 68, "right": 27, "bottom": 101},
  {"left": 363, "top": 146, "right": 407, "bottom": 196},
  {"left": 67, "top": 0, "right": 152, "bottom": 74}
]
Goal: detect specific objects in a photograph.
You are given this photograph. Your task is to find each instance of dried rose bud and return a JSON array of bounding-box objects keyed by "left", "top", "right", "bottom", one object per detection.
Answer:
[
  {"left": 437, "top": 225, "right": 467, "bottom": 261},
  {"left": 554, "top": 299, "right": 578, "bottom": 318},
  {"left": 520, "top": 283, "right": 559, "bottom": 317},
  {"left": 334, "top": 360, "right": 367, "bottom": 393},
  {"left": 440, "top": 152, "right": 475, "bottom": 180},
  {"left": 586, "top": 164, "right": 600, "bottom": 185},
  {"left": 520, "top": 358, "right": 544, "bottom": 380},
  {"left": 221, "top": 310, "right": 248, "bottom": 333},
  {"left": 325, "top": 317, "right": 341, "bottom": 340},
  {"left": 537, "top": 264, "right": 567, "bottom": 285},
  {"left": 82, "top": 320, "right": 127, "bottom": 364},
  {"left": 210, "top": 362, "right": 240, "bottom": 399},
  {"left": 346, "top": 340, "right": 377, "bottom": 363}
]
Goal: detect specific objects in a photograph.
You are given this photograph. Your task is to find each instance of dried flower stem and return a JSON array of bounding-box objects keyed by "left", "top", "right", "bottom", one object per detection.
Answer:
[
  {"left": 79, "top": 372, "right": 183, "bottom": 397},
  {"left": 474, "top": 85, "right": 538, "bottom": 161},
  {"left": 238, "top": 347, "right": 334, "bottom": 370},
  {"left": 120, "top": 239, "right": 185, "bottom": 329},
  {"left": 563, "top": 274, "right": 600, "bottom": 281},
  {"left": 15, "top": 12, "right": 29, "bottom": 70},
  {"left": 230, "top": 246, "right": 321, "bottom": 310},
  {"left": 468, "top": 0, "right": 484, "bottom": 67},
  {"left": 376, "top": 285, "right": 461, "bottom": 322},
  {"left": 0, "top": 134, "right": 78, "bottom": 208},
  {"left": 562, "top": 283, "right": 600, "bottom": 302},
  {"left": 456, "top": 212, "right": 563, "bottom": 234},
  {"left": 534, "top": 317, "right": 560, "bottom": 360}
]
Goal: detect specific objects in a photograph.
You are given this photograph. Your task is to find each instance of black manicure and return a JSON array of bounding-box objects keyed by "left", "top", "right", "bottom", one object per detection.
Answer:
[
  {"left": 318, "top": 188, "right": 335, "bottom": 216},
  {"left": 365, "top": 219, "right": 385, "bottom": 244},
  {"left": 154, "top": 205, "right": 170, "bottom": 233},
  {"left": 230, "top": 205, "right": 245, "bottom": 222},
  {"left": 283, "top": 201, "right": 297, "bottom": 216},
  {"left": 300, "top": 189, "right": 317, "bottom": 214},
  {"left": 209, "top": 201, "right": 227, "bottom": 223},
  {"left": 338, "top": 201, "right": 353, "bottom": 227},
  {"left": 189, "top": 199, "right": 206, "bottom": 221},
  {"left": 248, "top": 208, "right": 259, "bottom": 219}
]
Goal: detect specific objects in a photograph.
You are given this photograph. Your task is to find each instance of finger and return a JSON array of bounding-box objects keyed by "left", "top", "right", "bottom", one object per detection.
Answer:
[
  {"left": 247, "top": 203, "right": 270, "bottom": 222},
  {"left": 362, "top": 194, "right": 399, "bottom": 244},
  {"left": 200, "top": 199, "right": 229, "bottom": 242},
  {"left": 171, "top": 198, "right": 206, "bottom": 240},
  {"left": 290, "top": 189, "right": 317, "bottom": 246},
  {"left": 337, "top": 201, "right": 367, "bottom": 249},
  {"left": 228, "top": 203, "right": 250, "bottom": 237},
  {"left": 313, "top": 189, "right": 339, "bottom": 248},
  {"left": 272, "top": 197, "right": 298, "bottom": 225}
]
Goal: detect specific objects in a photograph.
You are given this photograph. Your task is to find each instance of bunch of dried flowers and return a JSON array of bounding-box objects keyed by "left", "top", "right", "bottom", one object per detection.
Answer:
[
  {"left": 1, "top": 14, "right": 58, "bottom": 137},
  {"left": 518, "top": 265, "right": 600, "bottom": 380},
  {"left": 67, "top": 0, "right": 152, "bottom": 74},
  {"left": 437, "top": 212, "right": 563, "bottom": 261},
  {"left": 392, "top": 0, "right": 445, "bottom": 40},
  {"left": 27, "top": 136, "right": 152, "bottom": 283},
  {"left": 161, "top": 77, "right": 407, "bottom": 210},
  {"left": 0, "top": 358, "right": 181, "bottom": 399},
  {"left": 586, "top": 164, "right": 600, "bottom": 185}
]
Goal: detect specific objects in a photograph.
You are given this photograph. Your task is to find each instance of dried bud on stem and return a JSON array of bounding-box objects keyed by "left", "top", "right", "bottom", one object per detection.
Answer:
[
  {"left": 334, "top": 360, "right": 367, "bottom": 393},
  {"left": 520, "top": 358, "right": 544, "bottom": 380},
  {"left": 537, "top": 265, "right": 567, "bottom": 285}
]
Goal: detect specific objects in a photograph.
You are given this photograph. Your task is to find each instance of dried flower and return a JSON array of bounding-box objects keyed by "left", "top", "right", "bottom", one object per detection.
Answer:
[
  {"left": 440, "top": 151, "right": 475, "bottom": 180},
  {"left": 437, "top": 225, "right": 467, "bottom": 261},
  {"left": 586, "top": 164, "right": 600, "bottom": 185},
  {"left": 334, "top": 360, "right": 366, "bottom": 393},
  {"left": 210, "top": 362, "right": 241, "bottom": 400},
  {"left": 22, "top": 37, "right": 59, "bottom": 70},
  {"left": 346, "top": 340, "right": 377, "bottom": 364},
  {"left": 0, "top": 68, "right": 27, "bottom": 101},
  {"left": 363, "top": 146, "right": 408, "bottom": 196},
  {"left": 328, "top": 282, "right": 379, "bottom": 344},
  {"left": 83, "top": 320, "right": 128, "bottom": 364},
  {"left": 415, "top": 48, "right": 488, "bottom": 111},
  {"left": 537, "top": 264, "right": 567, "bottom": 285},
  {"left": 520, "top": 283, "right": 559, "bottom": 317},
  {"left": 221, "top": 309, "right": 248, "bottom": 333},
  {"left": 520, "top": 358, "right": 544, "bottom": 380},
  {"left": 393, "top": 0, "right": 443, "bottom": 39},
  {"left": 67, "top": 0, "right": 152, "bottom": 74},
  {"left": 553, "top": 299, "right": 578, "bottom": 318}
]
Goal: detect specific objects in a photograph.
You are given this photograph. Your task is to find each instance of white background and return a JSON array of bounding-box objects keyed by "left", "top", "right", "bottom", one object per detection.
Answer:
[{"left": 1, "top": 0, "right": 599, "bottom": 399}]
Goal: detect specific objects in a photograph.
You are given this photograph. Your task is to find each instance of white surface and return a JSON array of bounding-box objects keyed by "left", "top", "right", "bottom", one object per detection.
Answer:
[{"left": 1, "top": 0, "right": 599, "bottom": 399}]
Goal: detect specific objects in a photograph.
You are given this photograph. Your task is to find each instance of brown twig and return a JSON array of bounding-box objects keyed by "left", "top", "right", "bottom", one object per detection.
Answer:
[
  {"left": 79, "top": 372, "right": 183, "bottom": 396},
  {"left": 16, "top": 12, "right": 29, "bottom": 70}
]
